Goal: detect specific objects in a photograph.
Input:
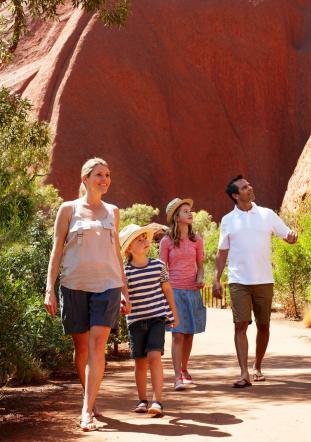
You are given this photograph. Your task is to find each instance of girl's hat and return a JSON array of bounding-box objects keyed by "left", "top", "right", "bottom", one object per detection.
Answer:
[
  {"left": 166, "top": 198, "right": 193, "bottom": 224},
  {"left": 119, "top": 223, "right": 166, "bottom": 255}
]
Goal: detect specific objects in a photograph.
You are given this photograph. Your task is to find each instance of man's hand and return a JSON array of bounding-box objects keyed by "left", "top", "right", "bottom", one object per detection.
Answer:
[
  {"left": 284, "top": 230, "right": 298, "bottom": 244},
  {"left": 212, "top": 280, "right": 223, "bottom": 299}
]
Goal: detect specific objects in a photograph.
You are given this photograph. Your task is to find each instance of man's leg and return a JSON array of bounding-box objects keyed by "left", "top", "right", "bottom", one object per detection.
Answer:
[
  {"left": 254, "top": 323, "right": 270, "bottom": 372},
  {"left": 229, "top": 284, "right": 252, "bottom": 384},
  {"left": 252, "top": 284, "right": 274, "bottom": 379},
  {"left": 234, "top": 321, "right": 250, "bottom": 381}
]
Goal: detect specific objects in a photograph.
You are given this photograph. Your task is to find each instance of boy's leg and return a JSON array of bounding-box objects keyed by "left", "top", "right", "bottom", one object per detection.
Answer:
[
  {"left": 135, "top": 357, "right": 148, "bottom": 400},
  {"left": 147, "top": 351, "right": 163, "bottom": 403}
]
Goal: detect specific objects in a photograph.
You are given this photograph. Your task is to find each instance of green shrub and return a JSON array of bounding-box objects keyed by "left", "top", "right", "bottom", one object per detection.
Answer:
[
  {"left": 0, "top": 213, "right": 73, "bottom": 385},
  {"left": 273, "top": 197, "right": 311, "bottom": 318}
]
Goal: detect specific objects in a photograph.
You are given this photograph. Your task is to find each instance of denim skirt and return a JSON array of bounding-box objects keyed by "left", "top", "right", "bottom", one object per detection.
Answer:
[{"left": 168, "top": 288, "right": 206, "bottom": 334}]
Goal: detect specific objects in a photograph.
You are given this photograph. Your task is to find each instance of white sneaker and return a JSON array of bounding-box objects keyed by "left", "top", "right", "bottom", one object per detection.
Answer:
[{"left": 174, "top": 377, "right": 186, "bottom": 391}]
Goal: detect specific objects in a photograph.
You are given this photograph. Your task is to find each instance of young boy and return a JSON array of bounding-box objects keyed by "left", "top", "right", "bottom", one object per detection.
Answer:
[{"left": 119, "top": 224, "right": 179, "bottom": 416}]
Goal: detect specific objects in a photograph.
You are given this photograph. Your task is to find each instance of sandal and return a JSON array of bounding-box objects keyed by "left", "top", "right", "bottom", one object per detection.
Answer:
[
  {"left": 174, "top": 377, "right": 186, "bottom": 391},
  {"left": 80, "top": 414, "right": 97, "bottom": 432},
  {"left": 134, "top": 400, "right": 148, "bottom": 413},
  {"left": 181, "top": 370, "right": 193, "bottom": 384},
  {"left": 253, "top": 371, "right": 266, "bottom": 382},
  {"left": 232, "top": 378, "right": 252, "bottom": 388},
  {"left": 148, "top": 401, "right": 164, "bottom": 416}
]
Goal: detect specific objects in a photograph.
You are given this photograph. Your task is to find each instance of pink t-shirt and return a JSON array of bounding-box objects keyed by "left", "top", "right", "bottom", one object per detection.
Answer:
[{"left": 159, "top": 235, "right": 204, "bottom": 290}]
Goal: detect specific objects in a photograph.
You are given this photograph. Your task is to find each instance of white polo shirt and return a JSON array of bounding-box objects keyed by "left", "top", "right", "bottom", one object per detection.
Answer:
[{"left": 218, "top": 203, "right": 290, "bottom": 285}]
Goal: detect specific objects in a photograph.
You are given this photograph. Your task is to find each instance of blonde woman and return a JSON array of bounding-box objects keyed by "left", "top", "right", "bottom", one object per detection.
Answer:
[
  {"left": 44, "top": 158, "right": 130, "bottom": 431},
  {"left": 159, "top": 198, "right": 206, "bottom": 391}
]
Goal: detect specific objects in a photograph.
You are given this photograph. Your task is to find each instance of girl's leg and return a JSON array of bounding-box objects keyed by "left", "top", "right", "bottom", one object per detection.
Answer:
[
  {"left": 82, "top": 325, "right": 111, "bottom": 417},
  {"left": 135, "top": 357, "right": 148, "bottom": 400},
  {"left": 181, "top": 333, "right": 194, "bottom": 373},
  {"left": 172, "top": 332, "right": 184, "bottom": 377},
  {"left": 148, "top": 351, "right": 163, "bottom": 403},
  {"left": 72, "top": 331, "right": 89, "bottom": 390}
]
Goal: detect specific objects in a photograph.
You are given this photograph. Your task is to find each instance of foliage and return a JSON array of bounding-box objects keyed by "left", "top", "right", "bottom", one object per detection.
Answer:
[
  {"left": 0, "top": 86, "right": 60, "bottom": 245},
  {"left": 0, "top": 213, "right": 73, "bottom": 385},
  {"left": 0, "top": 0, "right": 130, "bottom": 63},
  {"left": 192, "top": 210, "right": 222, "bottom": 284},
  {"left": 273, "top": 196, "right": 311, "bottom": 319},
  {"left": 119, "top": 203, "right": 159, "bottom": 230}
]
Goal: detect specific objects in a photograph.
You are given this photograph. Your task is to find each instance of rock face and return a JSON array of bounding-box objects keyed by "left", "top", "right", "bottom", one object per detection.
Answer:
[
  {"left": 1, "top": 0, "right": 311, "bottom": 220},
  {"left": 282, "top": 137, "right": 311, "bottom": 212}
]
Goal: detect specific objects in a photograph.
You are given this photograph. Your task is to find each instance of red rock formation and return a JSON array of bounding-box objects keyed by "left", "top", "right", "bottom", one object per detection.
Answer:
[
  {"left": 1, "top": 0, "right": 311, "bottom": 220},
  {"left": 282, "top": 136, "right": 311, "bottom": 212}
]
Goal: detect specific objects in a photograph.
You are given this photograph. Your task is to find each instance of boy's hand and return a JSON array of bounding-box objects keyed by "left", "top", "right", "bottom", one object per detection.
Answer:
[
  {"left": 120, "top": 297, "right": 132, "bottom": 315},
  {"left": 169, "top": 316, "right": 179, "bottom": 328}
]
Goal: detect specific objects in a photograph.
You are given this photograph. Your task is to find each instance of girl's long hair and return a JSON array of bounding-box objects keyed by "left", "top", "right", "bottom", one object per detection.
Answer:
[
  {"left": 167, "top": 205, "right": 196, "bottom": 247},
  {"left": 79, "top": 157, "right": 109, "bottom": 197}
]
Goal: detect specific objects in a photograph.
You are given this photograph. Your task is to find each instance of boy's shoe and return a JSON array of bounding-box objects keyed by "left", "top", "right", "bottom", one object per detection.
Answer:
[
  {"left": 134, "top": 400, "right": 148, "bottom": 413},
  {"left": 181, "top": 370, "right": 193, "bottom": 384},
  {"left": 174, "top": 377, "right": 186, "bottom": 391},
  {"left": 148, "top": 401, "right": 164, "bottom": 416}
]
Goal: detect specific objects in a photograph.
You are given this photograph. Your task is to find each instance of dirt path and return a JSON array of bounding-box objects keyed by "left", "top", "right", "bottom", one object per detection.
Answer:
[{"left": 1, "top": 309, "right": 310, "bottom": 441}]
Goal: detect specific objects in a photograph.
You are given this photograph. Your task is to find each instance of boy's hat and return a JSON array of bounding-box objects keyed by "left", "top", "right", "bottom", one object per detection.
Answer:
[
  {"left": 119, "top": 223, "right": 167, "bottom": 255},
  {"left": 166, "top": 198, "right": 193, "bottom": 224}
]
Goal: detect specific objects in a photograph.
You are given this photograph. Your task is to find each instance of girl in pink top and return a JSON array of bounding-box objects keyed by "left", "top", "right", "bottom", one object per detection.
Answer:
[{"left": 160, "top": 198, "right": 206, "bottom": 391}]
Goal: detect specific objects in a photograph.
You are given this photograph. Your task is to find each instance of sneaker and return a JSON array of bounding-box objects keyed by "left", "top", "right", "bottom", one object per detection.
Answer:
[
  {"left": 134, "top": 400, "right": 148, "bottom": 413},
  {"left": 148, "top": 401, "right": 164, "bottom": 416},
  {"left": 174, "top": 377, "right": 186, "bottom": 391},
  {"left": 181, "top": 370, "right": 193, "bottom": 384}
]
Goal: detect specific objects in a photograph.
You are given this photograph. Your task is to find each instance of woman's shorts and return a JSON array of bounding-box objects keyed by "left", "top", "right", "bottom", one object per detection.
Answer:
[
  {"left": 168, "top": 289, "right": 206, "bottom": 334},
  {"left": 59, "top": 285, "right": 121, "bottom": 335},
  {"left": 128, "top": 317, "right": 166, "bottom": 359}
]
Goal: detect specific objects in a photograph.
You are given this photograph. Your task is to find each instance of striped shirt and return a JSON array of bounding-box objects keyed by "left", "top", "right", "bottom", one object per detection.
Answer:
[{"left": 125, "top": 258, "right": 174, "bottom": 326}]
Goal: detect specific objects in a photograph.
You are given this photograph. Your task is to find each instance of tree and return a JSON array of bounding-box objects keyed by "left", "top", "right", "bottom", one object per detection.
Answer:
[
  {"left": 0, "top": 0, "right": 130, "bottom": 62},
  {"left": 0, "top": 86, "right": 60, "bottom": 245}
]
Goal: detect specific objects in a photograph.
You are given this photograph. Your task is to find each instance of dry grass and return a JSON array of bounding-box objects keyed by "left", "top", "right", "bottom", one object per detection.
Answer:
[{"left": 303, "top": 306, "right": 311, "bottom": 328}]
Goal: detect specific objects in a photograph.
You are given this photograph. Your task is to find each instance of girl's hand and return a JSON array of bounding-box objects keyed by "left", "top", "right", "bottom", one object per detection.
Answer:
[
  {"left": 44, "top": 290, "right": 58, "bottom": 317},
  {"left": 196, "top": 278, "right": 205, "bottom": 289}
]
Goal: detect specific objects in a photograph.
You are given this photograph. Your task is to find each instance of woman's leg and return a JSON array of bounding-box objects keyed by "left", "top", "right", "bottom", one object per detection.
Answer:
[
  {"left": 72, "top": 332, "right": 89, "bottom": 390},
  {"left": 135, "top": 357, "right": 148, "bottom": 400},
  {"left": 181, "top": 333, "right": 194, "bottom": 373},
  {"left": 148, "top": 351, "right": 163, "bottom": 403},
  {"left": 82, "top": 325, "right": 111, "bottom": 417},
  {"left": 172, "top": 332, "right": 184, "bottom": 377}
]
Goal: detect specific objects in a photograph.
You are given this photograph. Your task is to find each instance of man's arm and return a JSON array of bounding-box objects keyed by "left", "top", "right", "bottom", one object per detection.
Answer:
[{"left": 212, "top": 249, "right": 229, "bottom": 299}]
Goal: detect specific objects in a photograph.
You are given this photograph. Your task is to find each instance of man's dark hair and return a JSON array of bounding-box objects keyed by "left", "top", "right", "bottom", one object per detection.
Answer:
[{"left": 226, "top": 175, "right": 243, "bottom": 204}]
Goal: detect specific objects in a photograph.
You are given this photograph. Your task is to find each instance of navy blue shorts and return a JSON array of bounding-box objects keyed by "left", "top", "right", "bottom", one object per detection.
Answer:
[
  {"left": 59, "top": 286, "right": 121, "bottom": 335},
  {"left": 128, "top": 317, "right": 166, "bottom": 359}
]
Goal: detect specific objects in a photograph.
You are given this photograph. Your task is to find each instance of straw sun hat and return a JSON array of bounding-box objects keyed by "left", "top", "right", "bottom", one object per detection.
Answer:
[
  {"left": 119, "top": 223, "right": 166, "bottom": 255},
  {"left": 166, "top": 198, "right": 193, "bottom": 224}
]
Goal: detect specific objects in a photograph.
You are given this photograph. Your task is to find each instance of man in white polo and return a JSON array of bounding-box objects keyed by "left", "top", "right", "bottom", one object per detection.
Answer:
[{"left": 213, "top": 175, "right": 297, "bottom": 388}]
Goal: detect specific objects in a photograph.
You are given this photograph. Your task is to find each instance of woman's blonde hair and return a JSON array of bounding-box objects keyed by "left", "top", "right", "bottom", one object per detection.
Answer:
[
  {"left": 167, "top": 204, "right": 196, "bottom": 247},
  {"left": 79, "top": 157, "right": 109, "bottom": 197}
]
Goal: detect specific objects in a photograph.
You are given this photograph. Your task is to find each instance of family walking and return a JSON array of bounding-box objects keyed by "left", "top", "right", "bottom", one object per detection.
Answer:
[{"left": 44, "top": 158, "right": 297, "bottom": 431}]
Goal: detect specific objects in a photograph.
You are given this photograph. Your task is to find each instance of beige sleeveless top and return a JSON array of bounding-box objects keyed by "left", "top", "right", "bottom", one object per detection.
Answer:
[{"left": 60, "top": 199, "right": 123, "bottom": 293}]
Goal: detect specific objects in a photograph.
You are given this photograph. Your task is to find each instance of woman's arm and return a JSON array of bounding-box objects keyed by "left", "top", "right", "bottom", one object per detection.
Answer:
[
  {"left": 44, "top": 203, "right": 72, "bottom": 317},
  {"left": 113, "top": 208, "right": 131, "bottom": 314},
  {"left": 162, "top": 281, "right": 179, "bottom": 328}
]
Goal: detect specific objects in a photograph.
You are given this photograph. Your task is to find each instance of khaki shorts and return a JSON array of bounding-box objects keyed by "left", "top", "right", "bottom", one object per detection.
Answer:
[{"left": 229, "top": 283, "right": 274, "bottom": 324}]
